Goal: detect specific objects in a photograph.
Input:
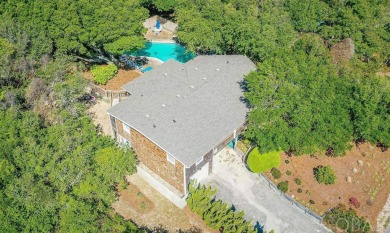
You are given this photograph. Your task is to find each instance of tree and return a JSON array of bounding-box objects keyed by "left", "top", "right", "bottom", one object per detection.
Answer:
[
  {"left": 2, "top": 0, "right": 148, "bottom": 64},
  {"left": 245, "top": 34, "right": 354, "bottom": 155}
]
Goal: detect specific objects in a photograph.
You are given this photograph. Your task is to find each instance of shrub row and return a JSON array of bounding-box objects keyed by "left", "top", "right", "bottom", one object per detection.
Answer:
[{"left": 186, "top": 182, "right": 257, "bottom": 233}]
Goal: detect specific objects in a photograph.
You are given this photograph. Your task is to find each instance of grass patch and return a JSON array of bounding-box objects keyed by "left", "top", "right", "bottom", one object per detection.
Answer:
[{"left": 247, "top": 147, "right": 281, "bottom": 173}]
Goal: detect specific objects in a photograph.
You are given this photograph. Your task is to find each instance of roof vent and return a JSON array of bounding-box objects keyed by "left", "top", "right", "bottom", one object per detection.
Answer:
[
  {"left": 202, "top": 77, "right": 207, "bottom": 80},
  {"left": 190, "top": 85, "right": 194, "bottom": 89},
  {"left": 173, "top": 119, "right": 176, "bottom": 123},
  {"left": 194, "top": 67, "right": 198, "bottom": 70},
  {"left": 176, "top": 94, "right": 181, "bottom": 98},
  {"left": 215, "top": 68, "right": 220, "bottom": 71},
  {"left": 153, "top": 124, "right": 156, "bottom": 128},
  {"left": 145, "top": 114, "right": 149, "bottom": 118},
  {"left": 164, "top": 72, "right": 168, "bottom": 76},
  {"left": 161, "top": 104, "right": 166, "bottom": 107}
]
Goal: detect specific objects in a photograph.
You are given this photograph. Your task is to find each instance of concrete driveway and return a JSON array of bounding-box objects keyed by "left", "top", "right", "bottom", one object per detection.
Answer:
[{"left": 202, "top": 148, "right": 332, "bottom": 233}]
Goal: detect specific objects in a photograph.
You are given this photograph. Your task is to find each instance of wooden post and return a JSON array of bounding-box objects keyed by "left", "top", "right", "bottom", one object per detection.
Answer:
[{"left": 110, "top": 91, "right": 113, "bottom": 107}]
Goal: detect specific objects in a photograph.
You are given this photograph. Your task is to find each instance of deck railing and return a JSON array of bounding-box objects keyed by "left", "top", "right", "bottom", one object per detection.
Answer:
[{"left": 89, "top": 83, "right": 130, "bottom": 106}]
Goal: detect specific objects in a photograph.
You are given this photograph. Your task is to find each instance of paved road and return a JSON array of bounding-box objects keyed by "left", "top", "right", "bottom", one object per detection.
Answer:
[{"left": 202, "top": 149, "right": 332, "bottom": 233}]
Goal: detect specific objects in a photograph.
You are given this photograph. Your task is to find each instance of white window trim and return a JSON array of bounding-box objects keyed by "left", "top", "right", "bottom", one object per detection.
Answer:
[
  {"left": 167, "top": 153, "right": 176, "bottom": 165},
  {"left": 118, "top": 135, "right": 130, "bottom": 146},
  {"left": 196, "top": 156, "right": 203, "bottom": 166},
  {"left": 123, "top": 123, "right": 130, "bottom": 134}
]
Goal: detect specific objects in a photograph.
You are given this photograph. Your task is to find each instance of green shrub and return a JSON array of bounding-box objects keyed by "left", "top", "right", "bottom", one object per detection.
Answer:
[
  {"left": 90, "top": 64, "right": 118, "bottom": 85},
  {"left": 309, "top": 200, "right": 315, "bottom": 205},
  {"left": 247, "top": 147, "right": 281, "bottom": 173},
  {"left": 324, "top": 204, "right": 371, "bottom": 233},
  {"left": 285, "top": 159, "right": 290, "bottom": 164},
  {"left": 295, "top": 178, "right": 302, "bottom": 185},
  {"left": 277, "top": 181, "right": 289, "bottom": 193},
  {"left": 271, "top": 167, "right": 281, "bottom": 179},
  {"left": 186, "top": 182, "right": 257, "bottom": 233},
  {"left": 314, "top": 165, "right": 337, "bottom": 185},
  {"left": 297, "top": 188, "right": 302, "bottom": 193},
  {"left": 286, "top": 170, "right": 292, "bottom": 176}
]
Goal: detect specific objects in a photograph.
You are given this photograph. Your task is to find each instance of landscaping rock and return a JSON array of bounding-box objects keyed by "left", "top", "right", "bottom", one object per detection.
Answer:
[
  {"left": 352, "top": 168, "right": 358, "bottom": 174},
  {"left": 347, "top": 176, "right": 352, "bottom": 183},
  {"left": 357, "top": 160, "right": 364, "bottom": 166}
]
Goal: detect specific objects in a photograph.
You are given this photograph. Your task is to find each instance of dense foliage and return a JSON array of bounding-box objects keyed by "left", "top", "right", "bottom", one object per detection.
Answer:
[
  {"left": 325, "top": 204, "right": 371, "bottom": 233},
  {"left": 91, "top": 64, "right": 118, "bottom": 85},
  {"left": 247, "top": 147, "right": 281, "bottom": 173},
  {"left": 0, "top": 18, "right": 143, "bottom": 232},
  {"left": 186, "top": 182, "right": 257, "bottom": 233},
  {"left": 1, "top": 0, "right": 147, "bottom": 64},
  {"left": 314, "top": 165, "right": 337, "bottom": 185},
  {"left": 0, "top": 108, "right": 140, "bottom": 232}
]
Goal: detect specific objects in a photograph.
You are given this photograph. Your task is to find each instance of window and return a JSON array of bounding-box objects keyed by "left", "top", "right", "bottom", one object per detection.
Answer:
[
  {"left": 167, "top": 153, "right": 176, "bottom": 165},
  {"left": 118, "top": 135, "right": 130, "bottom": 147},
  {"left": 196, "top": 156, "right": 203, "bottom": 166},
  {"left": 123, "top": 123, "right": 130, "bottom": 134}
]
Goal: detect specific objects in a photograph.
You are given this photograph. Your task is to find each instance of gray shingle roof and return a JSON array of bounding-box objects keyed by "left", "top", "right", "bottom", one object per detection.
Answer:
[{"left": 108, "top": 55, "right": 256, "bottom": 167}]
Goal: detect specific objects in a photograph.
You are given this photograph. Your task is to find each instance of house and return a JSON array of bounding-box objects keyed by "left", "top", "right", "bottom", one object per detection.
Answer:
[{"left": 107, "top": 55, "right": 256, "bottom": 203}]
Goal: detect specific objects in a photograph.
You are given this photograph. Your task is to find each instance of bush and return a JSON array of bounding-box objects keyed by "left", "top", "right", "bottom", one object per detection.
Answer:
[
  {"left": 285, "top": 159, "right": 290, "bottom": 164},
  {"left": 309, "top": 200, "right": 315, "bottom": 205},
  {"left": 297, "top": 188, "right": 302, "bottom": 193},
  {"left": 295, "top": 178, "right": 302, "bottom": 185},
  {"left": 286, "top": 170, "right": 292, "bottom": 176},
  {"left": 271, "top": 167, "right": 281, "bottom": 179},
  {"left": 324, "top": 204, "right": 370, "bottom": 233},
  {"left": 90, "top": 64, "right": 118, "bottom": 85},
  {"left": 277, "top": 181, "right": 289, "bottom": 193},
  {"left": 247, "top": 147, "right": 281, "bottom": 173},
  {"left": 314, "top": 165, "right": 337, "bottom": 185},
  {"left": 186, "top": 182, "right": 257, "bottom": 233}
]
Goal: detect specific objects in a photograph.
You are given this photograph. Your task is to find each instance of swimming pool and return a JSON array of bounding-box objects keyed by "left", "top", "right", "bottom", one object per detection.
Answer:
[{"left": 129, "top": 42, "right": 195, "bottom": 63}]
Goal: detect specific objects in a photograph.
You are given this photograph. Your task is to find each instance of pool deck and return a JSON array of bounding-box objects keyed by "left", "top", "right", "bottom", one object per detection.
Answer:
[{"left": 145, "top": 29, "right": 176, "bottom": 43}]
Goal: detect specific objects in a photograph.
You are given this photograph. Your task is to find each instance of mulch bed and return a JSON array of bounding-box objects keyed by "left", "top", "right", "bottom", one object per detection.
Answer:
[
  {"left": 264, "top": 142, "right": 390, "bottom": 229},
  {"left": 83, "top": 69, "right": 142, "bottom": 91}
]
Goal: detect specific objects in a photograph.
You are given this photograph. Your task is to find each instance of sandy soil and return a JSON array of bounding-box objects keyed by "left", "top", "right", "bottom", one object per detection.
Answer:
[
  {"left": 84, "top": 69, "right": 142, "bottom": 90},
  {"left": 145, "top": 29, "right": 176, "bottom": 42},
  {"left": 112, "top": 174, "right": 217, "bottom": 233},
  {"left": 265, "top": 143, "right": 390, "bottom": 230},
  {"left": 88, "top": 99, "right": 112, "bottom": 136}
]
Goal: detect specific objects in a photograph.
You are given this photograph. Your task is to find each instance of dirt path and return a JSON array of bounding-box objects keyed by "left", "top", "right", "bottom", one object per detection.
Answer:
[
  {"left": 88, "top": 99, "right": 112, "bottom": 136},
  {"left": 113, "top": 174, "right": 217, "bottom": 233}
]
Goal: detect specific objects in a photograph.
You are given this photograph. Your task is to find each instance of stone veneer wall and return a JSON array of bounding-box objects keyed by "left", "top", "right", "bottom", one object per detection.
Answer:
[{"left": 115, "top": 119, "right": 184, "bottom": 194}]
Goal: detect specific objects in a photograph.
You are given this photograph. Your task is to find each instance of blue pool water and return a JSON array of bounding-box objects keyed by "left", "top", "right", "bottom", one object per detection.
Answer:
[{"left": 129, "top": 42, "right": 195, "bottom": 63}]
